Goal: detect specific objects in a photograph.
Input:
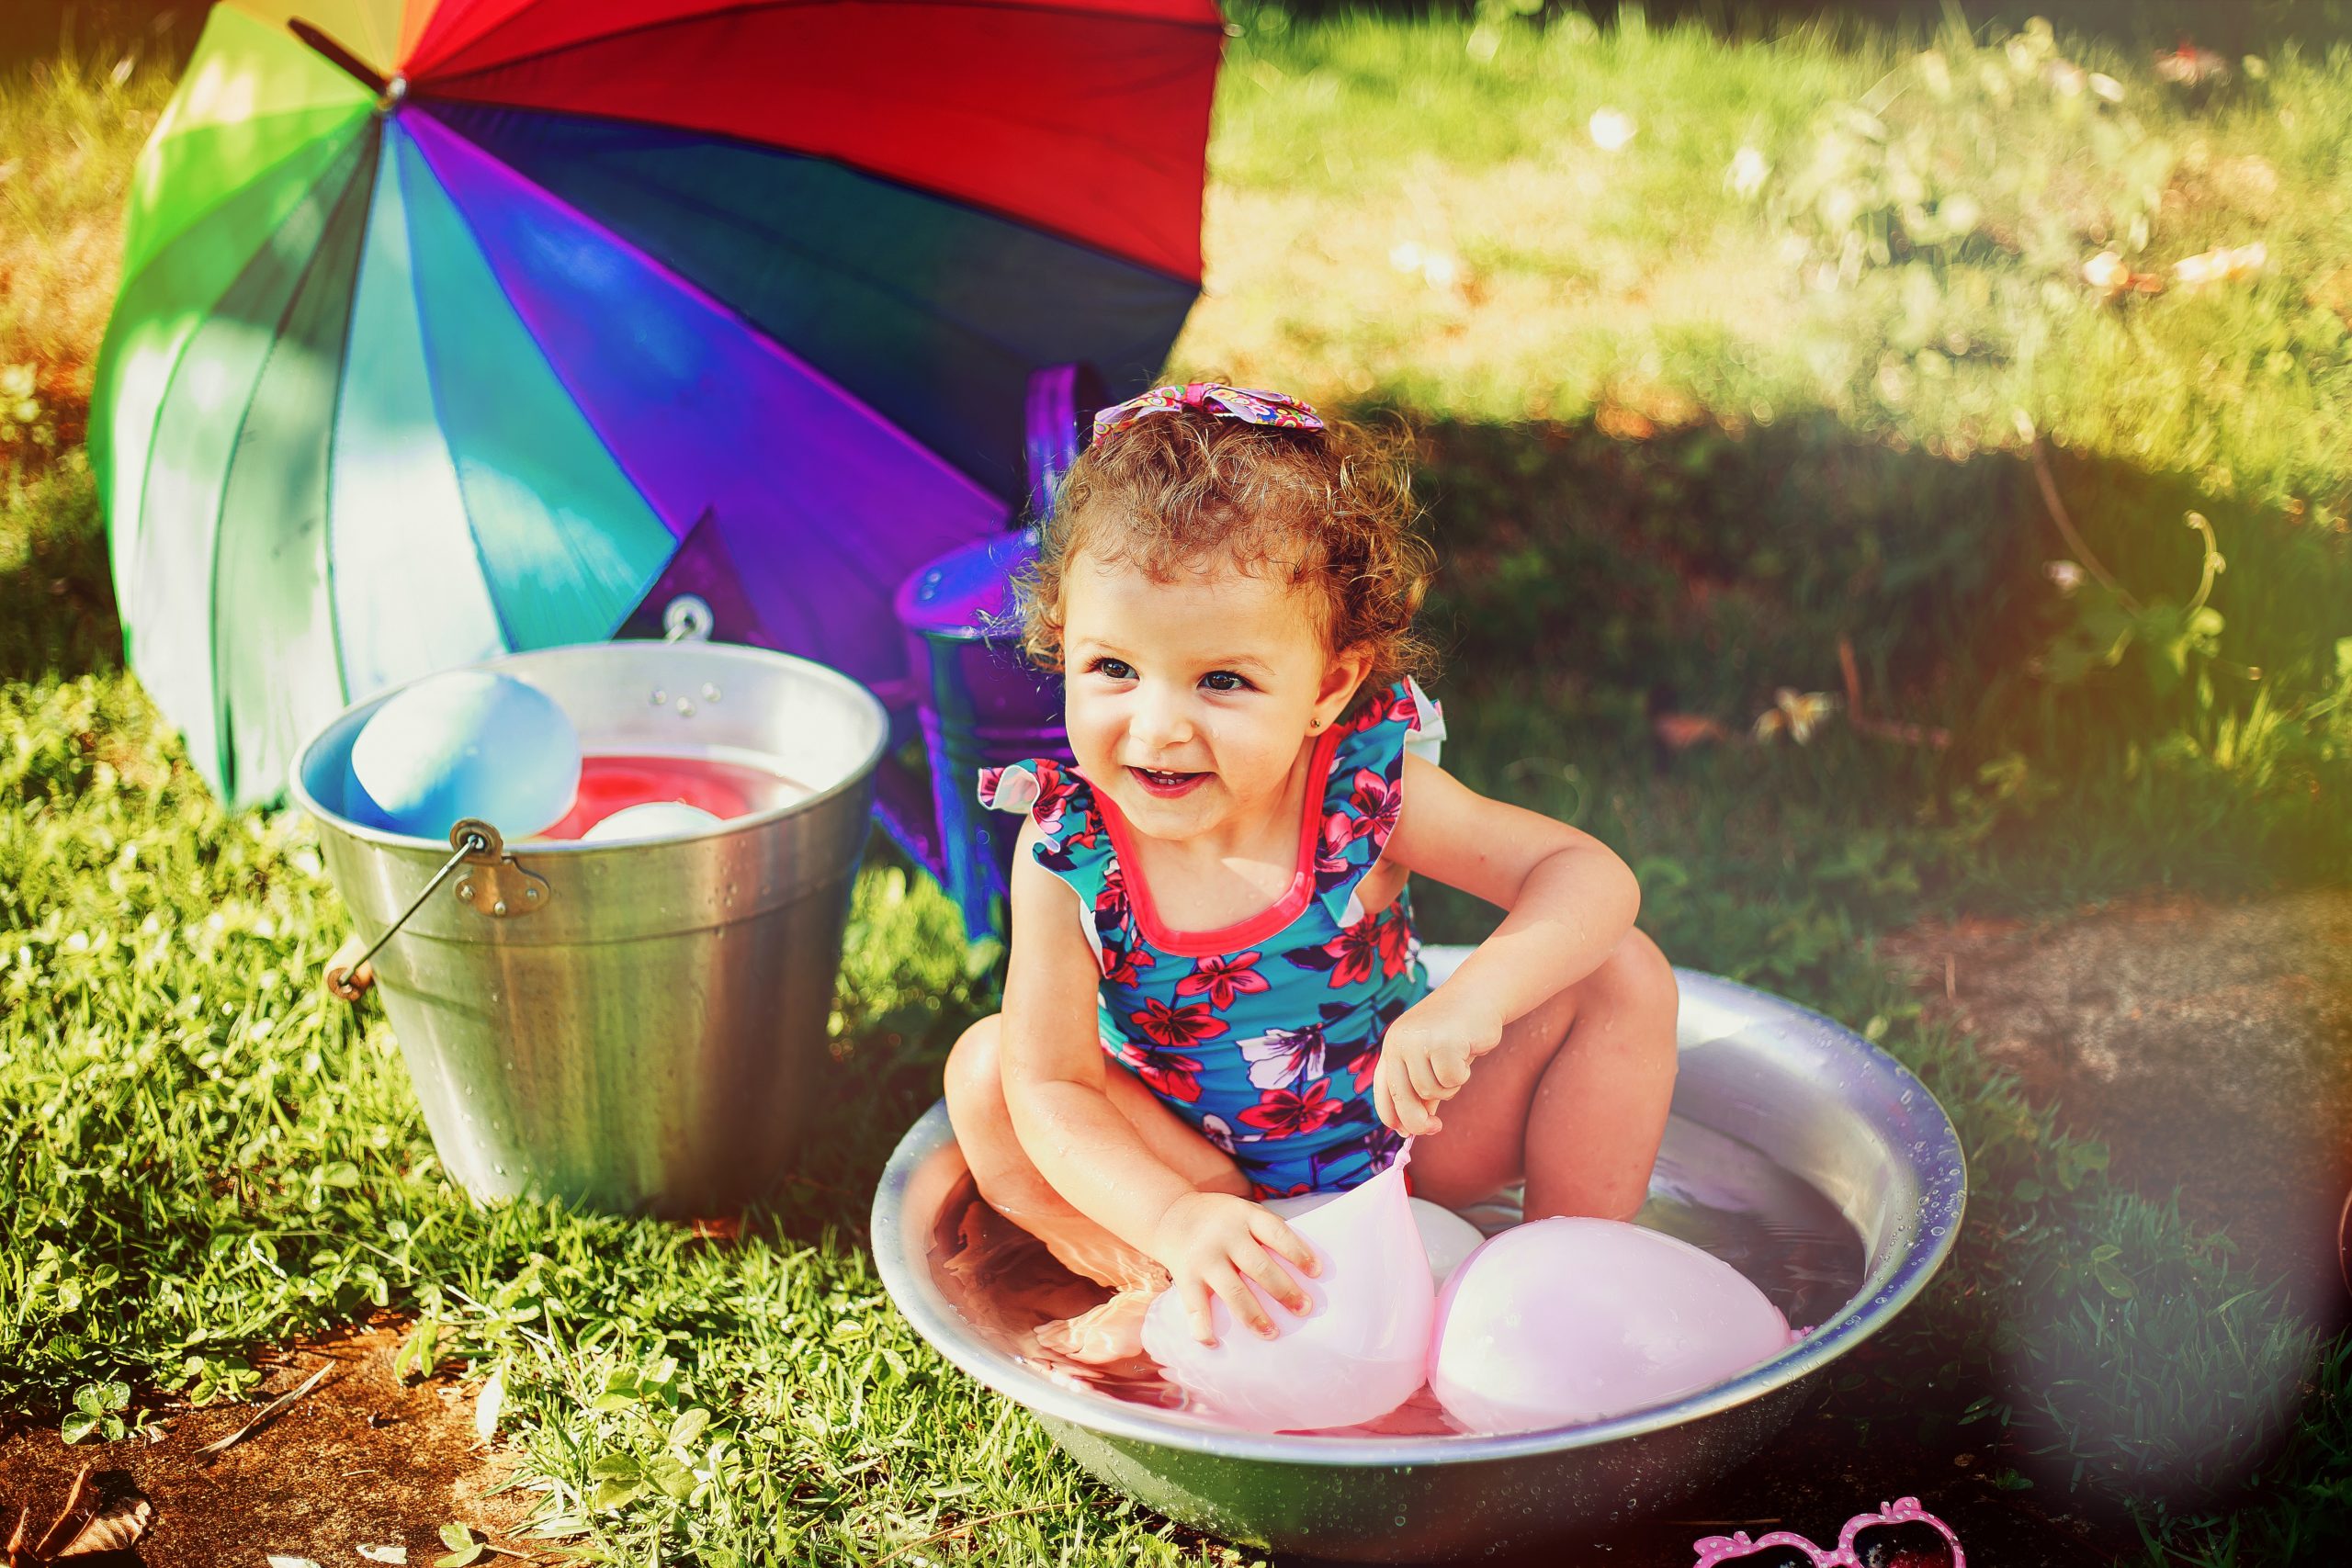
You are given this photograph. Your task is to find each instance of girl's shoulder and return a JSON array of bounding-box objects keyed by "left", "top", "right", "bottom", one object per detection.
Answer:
[
  {"left": 1299, "top": 677, "right": 1444, "bottom": 916},
  {"left": 1331, "top": 675, "right": 1445, "bottom": 771},
  {"left": 977, "top": 757, "right": 1106, "bottom": 870}
]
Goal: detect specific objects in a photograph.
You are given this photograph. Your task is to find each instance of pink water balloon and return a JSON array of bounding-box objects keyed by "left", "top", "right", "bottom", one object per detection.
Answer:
[
  {"left": 1264, "top": 1192, "right": 1487, "bottom": 1290},
  {"left": 581, "top": 799, "right": 724, "bottom": 842},
  {"left": 1142, "top": 1148, "right": 1433, "bottom": 1432},
  {"left": 1429, "top": 1216, "right": 1795, "bottom": 1435}
]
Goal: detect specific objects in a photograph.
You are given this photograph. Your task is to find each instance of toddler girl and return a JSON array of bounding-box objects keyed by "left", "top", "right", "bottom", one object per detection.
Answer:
[{"left": 944, "top": 383, "right": 1679, "bottom": 1359}]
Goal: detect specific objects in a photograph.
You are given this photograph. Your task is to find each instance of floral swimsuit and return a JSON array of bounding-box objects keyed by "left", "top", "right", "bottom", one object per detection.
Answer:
[{"left": 977, "top": 678, "right": 1445, "bottom": 1198}]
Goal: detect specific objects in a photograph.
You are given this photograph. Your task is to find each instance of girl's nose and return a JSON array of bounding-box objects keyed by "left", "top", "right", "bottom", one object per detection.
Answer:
[{"left": 1132, "top": 682, "right": 1195, "bottom": 749}]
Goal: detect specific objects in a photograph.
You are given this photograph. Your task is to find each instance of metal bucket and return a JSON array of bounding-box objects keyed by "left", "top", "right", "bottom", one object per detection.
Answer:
[
  {"left": 871, "top": 961, "right": 1968, "bottom": 1562},
  {"left": 292, "top": 641, "right": 888, "bottom": 1216}
]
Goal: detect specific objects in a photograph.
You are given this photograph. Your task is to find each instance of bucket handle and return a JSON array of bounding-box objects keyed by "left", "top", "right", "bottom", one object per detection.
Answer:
[{"left": 323, "top": 819, "right": 544, "bottom": 1001}]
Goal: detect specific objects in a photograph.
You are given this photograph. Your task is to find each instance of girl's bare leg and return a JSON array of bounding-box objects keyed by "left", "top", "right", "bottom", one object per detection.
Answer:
[
  {"left": 944, "top": 1013, "right": 1250, "bottom": 1358},
  {"left": 1409, "top": 928, "right": 1679, "bottom": 1221}
]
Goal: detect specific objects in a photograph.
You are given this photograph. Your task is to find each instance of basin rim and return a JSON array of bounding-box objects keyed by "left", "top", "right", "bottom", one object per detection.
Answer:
[{"left": 872, "top": 966, "right": 1968, "bottom": 1469}]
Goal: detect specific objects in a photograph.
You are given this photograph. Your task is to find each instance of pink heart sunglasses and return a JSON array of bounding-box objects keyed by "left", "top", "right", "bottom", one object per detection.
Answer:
[{"left": 1690, "top": 1495, "right": 1965, "bottom": 1568}]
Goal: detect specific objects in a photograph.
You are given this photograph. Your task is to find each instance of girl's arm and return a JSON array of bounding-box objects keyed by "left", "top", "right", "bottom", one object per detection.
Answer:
[
  {"left": 1373, "top": 751, "right": 1642, "bottom": 1132},
  {"left": 997, "top": 818, "right": 1316, "bottom": 1340}
]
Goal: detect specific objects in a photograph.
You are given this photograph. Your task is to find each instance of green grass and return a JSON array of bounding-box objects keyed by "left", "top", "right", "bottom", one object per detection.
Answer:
[
  {"left": 0, "top": 28, "right": 177, "bottom": 459},
  {"left": 6, "top": 4, "right": 2352, "bottom": 1564}
]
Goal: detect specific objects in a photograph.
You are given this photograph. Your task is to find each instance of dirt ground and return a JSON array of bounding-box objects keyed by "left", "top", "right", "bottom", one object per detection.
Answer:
[
  {"left": 0, "top": 1320, "right": 537, "bottom": 1567},
  {"left": 1883, "top": 886, "right": 2352, "bottom": 1335}
]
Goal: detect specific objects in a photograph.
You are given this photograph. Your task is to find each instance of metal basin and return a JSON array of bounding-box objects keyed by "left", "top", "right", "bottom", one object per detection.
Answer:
[
  {"left": 293, "top": 640, "right": 886, "bottom": 1216},
  {"left": 871, "top": 961, "right": 1966, "bottom": 1562}
]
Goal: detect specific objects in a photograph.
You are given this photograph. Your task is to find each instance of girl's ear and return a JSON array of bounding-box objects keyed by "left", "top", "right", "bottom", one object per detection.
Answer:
[{"left": 1311, "top": 643, "right": 1375, "bottom": 732}]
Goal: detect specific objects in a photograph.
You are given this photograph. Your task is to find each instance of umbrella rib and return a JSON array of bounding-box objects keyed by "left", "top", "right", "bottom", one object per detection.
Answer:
[
  {"left": 387, "top": 130, "right": 522, "bottom": 654},
  {"left": 205, "top": 124, "right": 380, "bottom": 800},
  {"left": 417, "top": 0, "right": 1225, "bottom": 88},
  {"left": 119, "top": 102, "right": 381, "bottom": 303},
  {"left": 104, "top": 103, "right": 378, "bottom": 525},
  {"left": 116, "top": 116, "right": 371, "bottom": 665},
  {"left": 316, "top": 120, "right": 386, "bottom": 711},
  {"left": 287, "top": 18, "right": 390, "bottom": 94}
]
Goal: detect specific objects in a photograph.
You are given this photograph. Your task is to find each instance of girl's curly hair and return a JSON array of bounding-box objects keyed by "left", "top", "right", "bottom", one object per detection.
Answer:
[{"left": 1013, "top": 406, "right": 1438, "bottom": 716}]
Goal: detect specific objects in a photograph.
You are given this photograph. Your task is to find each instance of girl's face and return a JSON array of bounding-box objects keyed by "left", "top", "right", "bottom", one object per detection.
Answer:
[{"left": 1060, "top": 546, "right": 1370, "bottom": 843}]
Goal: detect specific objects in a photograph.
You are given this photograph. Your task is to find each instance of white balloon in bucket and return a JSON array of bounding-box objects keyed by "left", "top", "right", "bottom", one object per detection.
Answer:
[
  {"left": 350, "top": 671, "right": 580, "bottom": 839},
  {"left": 583, "top": 801, "right": 725, "bottom": 842},
  {"left": 1429, "top": 1216, "right": 1795, "bottom": 1435},
  {"left": 1142, "top": 1147, "right": 1433, "bottom": 1432},
  {"left": 1264, "top": 1191, "right": 1487, "bottom": 1291}
]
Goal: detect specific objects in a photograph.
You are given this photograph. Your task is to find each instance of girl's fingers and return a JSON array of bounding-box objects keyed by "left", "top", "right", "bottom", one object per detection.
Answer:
[
  {"left": 1182, "top": 1280, "right": 1217, "bottom": 1347},
  {"left": 1387, "top": 1055, "right": 1438, "bottom": 1135},
  {"left": 1250, "top": 1212, "right": 1322, "bottom": 1278},
  {"left": 1432, "top": 1048, "right": 1473, "bottom": 1091},
  {"left": 1402, "top": 1045, "right": 1444, "bottom": 1106},
  {"left": 1207, "top": 1263, "right": 1276, "bottom": 1339},
  {"left": 1237, "top": 1239, "right": 1312, "bottom": 1317},
  {"left": 1373, "top": 1065, "right": 1399, "bottom": 1132}
]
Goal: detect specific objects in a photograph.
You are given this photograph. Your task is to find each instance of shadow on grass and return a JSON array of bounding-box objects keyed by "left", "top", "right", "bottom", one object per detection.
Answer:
[
  {"left": 1402, "top": 409, "right": 2352, "bottom": 904},
  {"left": 0, "top": 459, "right": 120, "bottom": 682}
]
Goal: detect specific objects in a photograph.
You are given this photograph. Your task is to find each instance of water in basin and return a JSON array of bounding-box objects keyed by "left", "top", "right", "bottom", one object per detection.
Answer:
[{"left": 925, "top": 1111, "right": 1867, "bottom": 1437}]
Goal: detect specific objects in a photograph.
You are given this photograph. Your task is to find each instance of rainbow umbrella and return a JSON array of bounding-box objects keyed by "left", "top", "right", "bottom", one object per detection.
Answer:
[{"left": 95, "top": 0, "right": 1220, "bottom": 806}]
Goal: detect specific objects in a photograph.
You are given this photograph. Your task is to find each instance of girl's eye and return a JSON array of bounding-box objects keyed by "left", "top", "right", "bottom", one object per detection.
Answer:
[
  {"left": 1201, "top": 671, "right": 1250, "bottom": 693},
  {"left": 1091, "top": 657, "right": 1135, "bottom": 681}
]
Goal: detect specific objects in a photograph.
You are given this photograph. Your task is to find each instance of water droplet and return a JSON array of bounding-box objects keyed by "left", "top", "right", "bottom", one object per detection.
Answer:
[
  {"left": 650, "top": 688, "right": 668, "bottom": 705},
  {"left": 675, "top": 697, "right": 696, "bottom": 716}
]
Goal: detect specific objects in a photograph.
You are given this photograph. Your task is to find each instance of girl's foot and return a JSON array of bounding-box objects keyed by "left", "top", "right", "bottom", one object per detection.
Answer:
[{"left": 1038, "top": 1285, "right": 1159, "bottom": 1364}]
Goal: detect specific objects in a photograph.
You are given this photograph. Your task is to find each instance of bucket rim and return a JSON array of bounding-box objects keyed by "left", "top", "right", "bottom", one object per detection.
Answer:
[{"left": 288, "top": 639, "right": 891, "bottom": 853}]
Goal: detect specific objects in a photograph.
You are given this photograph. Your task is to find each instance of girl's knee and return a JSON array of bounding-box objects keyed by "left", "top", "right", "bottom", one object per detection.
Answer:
[
  {"left": 944, "top": 1013, "right": 1006, "bottom": 1122},
  {"left": 1562, "top": 929, "right": 1678, "bottom": 1071},
  {"left": 1607, "top": 928, "right": 1679, "bottom": 1019}
]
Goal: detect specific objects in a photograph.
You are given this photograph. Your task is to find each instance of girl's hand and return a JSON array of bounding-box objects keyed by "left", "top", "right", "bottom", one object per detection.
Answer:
[
  {"left": 1150, "top": 1191, "right": 1320, "bottom": 1346},
  {"left": 1374, "top": 989, "right": 1507, "bottom": 1136}
]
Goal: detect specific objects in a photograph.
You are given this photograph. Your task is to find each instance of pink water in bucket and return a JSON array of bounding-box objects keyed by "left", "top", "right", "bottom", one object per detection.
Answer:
[{"left": 537, "top": 753, "right": 813, "bottom": 840}]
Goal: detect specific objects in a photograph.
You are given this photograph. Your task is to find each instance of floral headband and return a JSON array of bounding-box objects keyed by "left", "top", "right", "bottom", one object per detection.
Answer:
[{"left": 1090, "top": 381, "right": 1325, "bottom": 446}]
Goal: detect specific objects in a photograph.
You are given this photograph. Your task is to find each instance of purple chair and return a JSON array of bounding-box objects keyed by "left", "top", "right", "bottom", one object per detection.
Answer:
[{"left": 876, "top": 366, "right": 1103, "bottom": 939}]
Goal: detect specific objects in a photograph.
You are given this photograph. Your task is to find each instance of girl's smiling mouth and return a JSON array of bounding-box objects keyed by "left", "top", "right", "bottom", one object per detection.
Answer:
[{"left": 1129, "top": 766, "right": 1208, "bottom": 798}]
